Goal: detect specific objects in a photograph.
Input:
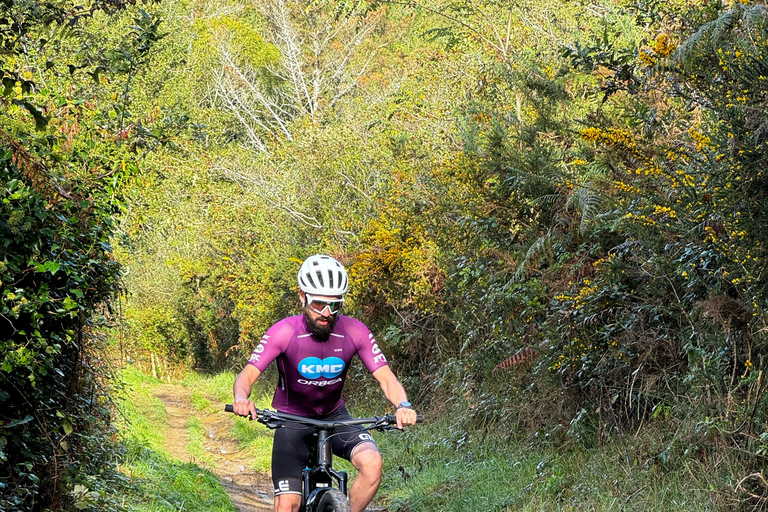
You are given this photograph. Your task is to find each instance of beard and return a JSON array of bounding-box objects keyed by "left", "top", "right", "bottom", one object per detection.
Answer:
[{"left": 303, "top": 310, "right": 337, "bottom": 342}]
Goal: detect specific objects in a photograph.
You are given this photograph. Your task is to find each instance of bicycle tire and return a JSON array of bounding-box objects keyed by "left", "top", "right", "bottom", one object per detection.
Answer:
[{"left": 314, "top": 489, "right": 351, "bottom": 512}]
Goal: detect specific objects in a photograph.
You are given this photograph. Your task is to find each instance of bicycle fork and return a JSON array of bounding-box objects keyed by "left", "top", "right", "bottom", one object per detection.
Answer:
[{"left": 303, "top": 430, "right": 348, "bottom": 509}]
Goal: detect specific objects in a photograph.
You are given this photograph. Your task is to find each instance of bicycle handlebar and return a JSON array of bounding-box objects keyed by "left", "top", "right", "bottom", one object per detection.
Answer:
[{"left": 224, "top": 404, "right": 423, "bottom": 429}]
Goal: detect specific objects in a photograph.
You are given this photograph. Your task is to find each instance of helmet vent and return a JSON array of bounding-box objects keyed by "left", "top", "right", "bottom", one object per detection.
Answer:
[{"left": 297, "top": 254, "right": 349, "bottom": 295}]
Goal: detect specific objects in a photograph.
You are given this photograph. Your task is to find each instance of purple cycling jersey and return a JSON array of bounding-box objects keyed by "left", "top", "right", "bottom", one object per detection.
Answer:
[{"left": 247, "top": 315, "right": 389, "bottom": 417}]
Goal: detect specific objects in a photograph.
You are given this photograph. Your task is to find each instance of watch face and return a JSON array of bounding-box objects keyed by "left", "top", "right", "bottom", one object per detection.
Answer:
[{"left": 399, "top": 401, "right": 412, "bottom": 409}]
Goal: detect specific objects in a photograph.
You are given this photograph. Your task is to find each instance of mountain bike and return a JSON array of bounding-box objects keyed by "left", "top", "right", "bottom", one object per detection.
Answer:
[{"left": 225, "top": 404, "right": 423, "bottom": 512}]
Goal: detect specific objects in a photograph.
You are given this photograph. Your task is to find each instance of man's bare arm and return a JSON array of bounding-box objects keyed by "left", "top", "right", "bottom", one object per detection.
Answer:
[
  {"left": 233, "top": 364, "right": 261, "bottom": 418},
  {"left": 372, "top": 366, "right": 417, "bottom": 428}
]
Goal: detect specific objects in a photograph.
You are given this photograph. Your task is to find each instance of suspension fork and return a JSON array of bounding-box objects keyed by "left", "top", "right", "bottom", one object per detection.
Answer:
[{"left": 304, "top": 430, "right": 348, "bottom": 495}]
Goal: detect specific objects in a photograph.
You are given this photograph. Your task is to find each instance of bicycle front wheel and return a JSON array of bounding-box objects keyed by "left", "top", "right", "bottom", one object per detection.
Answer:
[{"left": 315, "top": 489, "right": 350, "bottom": 512}]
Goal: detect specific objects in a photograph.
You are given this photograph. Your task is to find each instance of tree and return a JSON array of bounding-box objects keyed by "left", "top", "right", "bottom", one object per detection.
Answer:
[{"left": 208, "top": 0, "right": 383, "bottom": 151}]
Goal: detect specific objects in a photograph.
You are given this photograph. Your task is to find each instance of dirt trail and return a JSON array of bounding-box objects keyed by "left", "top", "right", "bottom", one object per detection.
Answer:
[{"left": 154, "top": 385, "right": 273, "bottom": 512}]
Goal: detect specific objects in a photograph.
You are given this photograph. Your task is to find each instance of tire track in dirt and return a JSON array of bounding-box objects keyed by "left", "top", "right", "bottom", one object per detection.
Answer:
[{"left": 154, "top": 385, "right": 273, "bottom": 512}]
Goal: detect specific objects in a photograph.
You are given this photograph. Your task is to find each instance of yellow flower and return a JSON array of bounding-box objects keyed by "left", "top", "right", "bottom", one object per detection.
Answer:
[
  {"left": 653, "top": 34, "right": 675, "bottom": 57},
  {"left": 639, "top": 49, "right": 656, "bottom": 67},
  {"left": 580, "top": 127, "right": 603, "bottom": 142}
]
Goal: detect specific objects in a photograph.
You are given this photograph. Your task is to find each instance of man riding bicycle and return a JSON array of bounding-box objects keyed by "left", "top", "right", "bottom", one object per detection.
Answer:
[{"left": 233, "top": 254, "right": 418, "bottom": 512}]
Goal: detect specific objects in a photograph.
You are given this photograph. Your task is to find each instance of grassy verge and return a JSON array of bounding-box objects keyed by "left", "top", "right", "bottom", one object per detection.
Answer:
[{"left": 114, "top": 367, "right": 235, "bottom": 512}]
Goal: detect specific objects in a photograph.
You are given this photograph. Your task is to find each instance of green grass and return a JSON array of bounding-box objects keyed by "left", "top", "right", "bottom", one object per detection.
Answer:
[
  {"left": 120, "top": 441, "right": 235, "bottom": 512},
  {"left": 115, "top": 366, "right": 170, "bottom": 455},
  {"left": 228, "top": 391, "right": 274, "bottom": 473},
  {"left": 182, "top": 371, "right": 239, "bottom": 406},
  {"left": 186, "top": 415, "right": 216, "bottom": 466},
  {"left": 114, "top": 367, "right": 235, "bottom": 512}
]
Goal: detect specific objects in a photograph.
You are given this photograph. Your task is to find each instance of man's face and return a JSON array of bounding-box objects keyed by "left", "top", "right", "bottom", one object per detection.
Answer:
[{"left": 301, "top": 292, "right": 343, "bottom": 341}]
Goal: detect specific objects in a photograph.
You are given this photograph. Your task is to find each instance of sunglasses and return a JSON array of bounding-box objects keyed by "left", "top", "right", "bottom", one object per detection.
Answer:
[{"left": 305, "top": 293, "right": 344, "bottom": 316}]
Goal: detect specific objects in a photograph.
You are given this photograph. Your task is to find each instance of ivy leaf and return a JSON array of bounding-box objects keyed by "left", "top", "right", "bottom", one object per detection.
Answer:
[
  {"left": 87, "top": 66, "right": 103, "bottom": 83},
  {"left": 2, "top": 77, "right": 13, "bottom": 97},
  {"left": 12, "top": 99, "right": 50, "bottom": 130},
  {"left": 63, "top": 297, "right": 78, "bottom": 310},
  {"left": 34, "top": 261, "right": 60, "bottom": 274}
]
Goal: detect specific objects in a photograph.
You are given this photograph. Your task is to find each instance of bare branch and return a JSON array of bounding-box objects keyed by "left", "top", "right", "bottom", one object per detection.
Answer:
[
  {"left": 216, "top": 161, "right": 324, "bottom": 229},
  {"left": 203, "top": 0, "right": 380, "bottom": 144}
]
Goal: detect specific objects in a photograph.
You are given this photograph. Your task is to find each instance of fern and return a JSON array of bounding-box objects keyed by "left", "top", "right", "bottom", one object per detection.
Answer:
[
  {"left": 673, "top": 5, "right": 768, "bottom": 70},
  {"left": 565, "top": 184, "right": 603, "bottom": 235},
  {"left": 740, "top": 4, "right": 768, "bottom": 37},
  {"left": 0, "top": 128, "right": 70, "bottom": 201},
  {"left": 493, "top": 347, "right": 541, "bottom": 372},
  {"left": 752, "top": 119, "right": 768, "bottom": 145},
  {"left": 514, "top": 231, "right": 553, "bottom": 281},
  {"left": 530, "top": 193, "right": 561, "bottom": 209}
]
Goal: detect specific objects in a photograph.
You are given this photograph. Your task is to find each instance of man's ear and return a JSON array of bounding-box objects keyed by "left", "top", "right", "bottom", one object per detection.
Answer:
[{"left": 299, "top": 290, "right": 306, "bottom": 306}]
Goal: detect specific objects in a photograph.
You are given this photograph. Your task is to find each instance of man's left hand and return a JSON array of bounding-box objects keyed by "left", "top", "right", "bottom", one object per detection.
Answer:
[{"left": 395, "top": 406, "right": 418, "bottom": 429}]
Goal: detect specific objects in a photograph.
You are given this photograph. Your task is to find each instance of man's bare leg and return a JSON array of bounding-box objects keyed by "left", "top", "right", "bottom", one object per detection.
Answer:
[
  {"left": 275, "top": 493, "right": 301, "bottom": 512},
  {"left": 349, "top": 443, "right": 383, "bottom": 512}
]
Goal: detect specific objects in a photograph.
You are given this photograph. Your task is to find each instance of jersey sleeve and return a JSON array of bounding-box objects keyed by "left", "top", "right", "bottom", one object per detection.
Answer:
[
  {"left": 348, "top": 319, "right": 389, "bottom": 374},
  {"left": 247, "top": 319, "right": 293, "bottom": 372}
]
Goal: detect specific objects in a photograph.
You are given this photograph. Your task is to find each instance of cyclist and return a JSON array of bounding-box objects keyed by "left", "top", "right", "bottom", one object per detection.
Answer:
[{"left": 233, "top": 254, "right": 418, "bottom": 512}]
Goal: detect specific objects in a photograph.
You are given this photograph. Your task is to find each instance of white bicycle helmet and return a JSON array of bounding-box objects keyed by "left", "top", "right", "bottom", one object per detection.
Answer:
[{"left": 297, "top": 255, "right": 349, "bottom": 296}]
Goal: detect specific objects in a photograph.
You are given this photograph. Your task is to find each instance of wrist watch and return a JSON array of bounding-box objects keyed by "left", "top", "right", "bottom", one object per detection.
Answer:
[{"left": 397, "top": 400, "right": 412, "bottom": 409}]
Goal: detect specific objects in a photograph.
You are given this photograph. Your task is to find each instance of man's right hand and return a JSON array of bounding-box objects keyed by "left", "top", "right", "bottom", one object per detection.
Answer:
[{"left": 233, "top": 398, "right": 257, "bottom": 419}]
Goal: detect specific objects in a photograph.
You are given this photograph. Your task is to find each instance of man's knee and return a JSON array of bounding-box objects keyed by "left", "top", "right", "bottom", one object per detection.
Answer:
[{"left": 352, "top": 445, "right": 383, "bottom": 477}]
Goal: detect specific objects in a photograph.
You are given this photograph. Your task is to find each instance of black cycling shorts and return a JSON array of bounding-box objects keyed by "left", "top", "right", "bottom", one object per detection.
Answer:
[{"left": 271, "top": 405, "right": 378, "bottom": 496}]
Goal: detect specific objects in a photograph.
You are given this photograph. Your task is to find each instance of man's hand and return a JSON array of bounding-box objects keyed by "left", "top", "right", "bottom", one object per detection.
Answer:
[
  {"left": 395, "top": 406, "right": 418, "bottom": 429},
  {"left": 233, "top": 398, "right": 257, "bottom": 419}
]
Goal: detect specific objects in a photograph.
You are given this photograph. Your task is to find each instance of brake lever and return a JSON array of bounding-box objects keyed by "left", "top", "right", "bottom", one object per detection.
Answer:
[
  {"left": 257, "top": 410, "right": 285, "bottom": 429},
  {"left": 368, "top": 415, "right": 399, "bottom": 432}
]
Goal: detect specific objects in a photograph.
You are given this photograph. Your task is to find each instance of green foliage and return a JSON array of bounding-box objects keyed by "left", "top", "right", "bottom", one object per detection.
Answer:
[
  {"left": 376, "top": 408, "right": 732, "bottom": 511},
  {"left": 0, "top": 0, "right": 172, "bottom": 509},
  {"left": 0, "top": 113, "right": 123, "bottom": 512}
]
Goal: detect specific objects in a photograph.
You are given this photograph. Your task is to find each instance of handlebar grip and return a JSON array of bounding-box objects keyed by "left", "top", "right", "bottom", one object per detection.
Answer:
[
  {"left": 416, "top": 414, "right": 424, "bottom": 423},
  {"left": 225, "top": 403, "right": 255, "bottom": 420}
]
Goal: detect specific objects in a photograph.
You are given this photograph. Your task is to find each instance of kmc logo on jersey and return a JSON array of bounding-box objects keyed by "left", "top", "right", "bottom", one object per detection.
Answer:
[{"left": 298, "top": 357, "right": 345, "bottom": 379}]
